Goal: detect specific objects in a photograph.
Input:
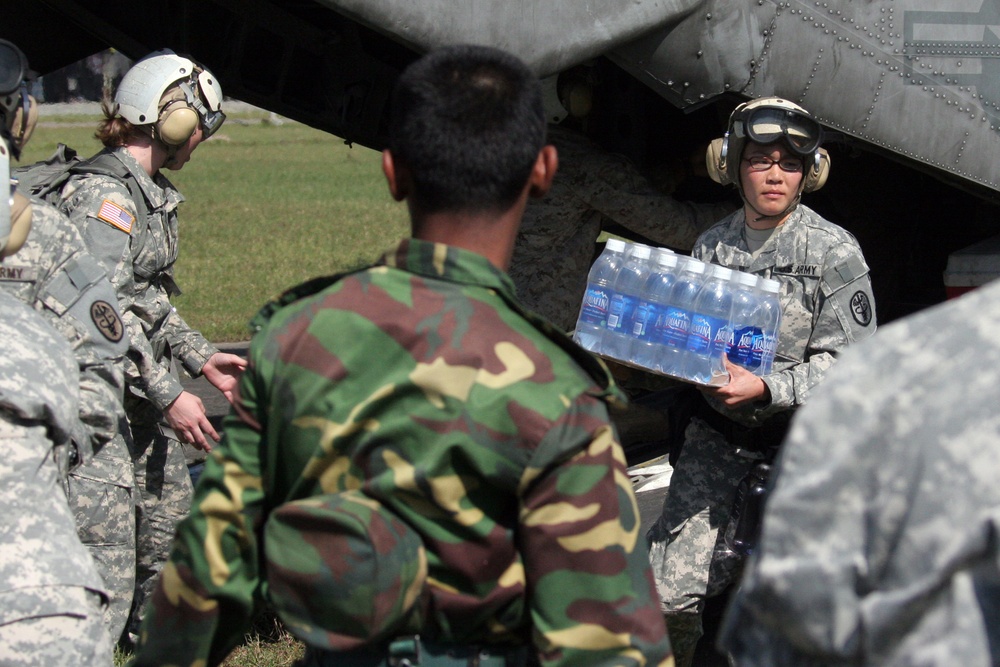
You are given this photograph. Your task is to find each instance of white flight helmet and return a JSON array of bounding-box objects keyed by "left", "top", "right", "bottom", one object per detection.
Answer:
[
  {"left": 115, "top": 49, "right": 225, "bottom": 146},
  {"left": 0, "top": 39, "right": 35, "bottom": 258},
  {"left": 706, "top": 96, "right": 830, "bottom": 194},
  {"left": 540, "top": 75, "right": 568, "bottom": 125}
]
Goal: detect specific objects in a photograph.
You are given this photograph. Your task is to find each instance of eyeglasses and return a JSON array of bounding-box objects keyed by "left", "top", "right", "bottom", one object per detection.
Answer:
[{"left": 743, "top": 156, "right": 803, "bottom": 173}]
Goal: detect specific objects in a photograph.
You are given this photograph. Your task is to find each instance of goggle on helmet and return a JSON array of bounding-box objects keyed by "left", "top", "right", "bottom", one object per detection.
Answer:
[
  {"left": 0, "top": 39, "right": 34, "bottom": 160},
  {"left": 706, "top": 97, "right": 830, "bottom": 193},
  {"left": 115, "top": 49, "right": 226, "bottom": 140},
  {"left": 0, "top": 39, "right": 33, "bottom": 258},
  {"left": 730, "top": 99, "right": 822, "bottom": 157}
]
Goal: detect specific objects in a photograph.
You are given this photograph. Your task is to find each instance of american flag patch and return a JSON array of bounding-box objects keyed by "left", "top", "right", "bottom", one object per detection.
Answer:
[{"left": 97, "top": 199, "right": 134, "bottom": 234}]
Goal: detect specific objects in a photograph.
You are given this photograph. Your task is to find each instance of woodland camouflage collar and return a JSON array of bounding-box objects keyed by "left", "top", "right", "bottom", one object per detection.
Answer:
[{"left": 378, "top": 238, "right": 518, "bottom": 301}]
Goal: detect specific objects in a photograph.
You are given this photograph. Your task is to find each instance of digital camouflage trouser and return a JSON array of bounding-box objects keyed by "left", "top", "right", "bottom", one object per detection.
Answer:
[
  {"left": 67, "top": 421, "right": 136, "bottom": 644},
  {"left": 645, "top": 417, "right": 756, "bottom": 667},
  {"left": 0, "top": 588, "right": 112, "bottom": 667},
  {"left": 125, "top": 398, "right": 194, "bottom": 642}
]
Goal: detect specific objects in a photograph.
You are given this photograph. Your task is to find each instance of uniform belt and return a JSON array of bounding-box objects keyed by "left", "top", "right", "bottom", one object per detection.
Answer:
[
  {"left": 693, "top": 399, "right": 791, "bottom": 458},
  {"left": 301, "top": 636, "right": 531, "bottom": 667}
]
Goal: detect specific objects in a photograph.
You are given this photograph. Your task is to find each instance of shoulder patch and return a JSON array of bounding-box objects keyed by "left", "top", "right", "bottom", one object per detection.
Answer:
[
  {"left": 850, "top": 291, "right": 873, "bottom": 326},
  {"left": 90, "top": 300, "right": 125, "bottom": 343},
  {"left": 96, "top": 199, "right": 134, "bottom": 234}
]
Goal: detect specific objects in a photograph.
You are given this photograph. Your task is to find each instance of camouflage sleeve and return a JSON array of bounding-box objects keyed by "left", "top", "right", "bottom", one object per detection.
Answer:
[
  {"left": 154, "top": 301, "right": 218, "bottom": 377},
  {"left": 759, "top": 244, "right": 877, "bottom": 414},
  {"left": 63, "top": 176, "right": 185, "bottom": 410},
  {"left": 131, "top": 352, "right": 266, "bottom": 666},
  {"left": 521, "top": 400, "right": 672, "bottom": 667},
  {"left": 39, "top": 264, "right": 127, "bottom": 461},
  {"left": 0, "top": 293, "right": 83, "bottom": 451},
  {"left": 576, "top": 155, "right": 730, "bottom": 251},
  {"left": 20, "top": 204, "right": 128, "bottom": 461},
  {"left": 122, "top": 310, "right": 185, "bottom": 410},
  {"left": 62, "top": 177, "right": 138, "bottom": 308}
]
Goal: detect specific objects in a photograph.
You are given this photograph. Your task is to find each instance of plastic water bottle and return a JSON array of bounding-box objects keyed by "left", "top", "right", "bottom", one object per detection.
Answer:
[
  {"left": 574, "top": 238, "right": 627, "bottom": 352},
  {"left": 629, "top": 249, "right": 680, "bottom": 368},
  {"left": 603, "top": 244, "right": 652, "bottom": 360},
  {"left": 726, "top": 272, "right": 760, "bottom": 370},
  {"left": 683, "top": 264, "right": 734, "bottom": 383},
  {"left": 657, "top": 257, "right": 707, "bottom": 377},
  {"left": 751, "top": 278, "right": 782, "bottom": 375}
]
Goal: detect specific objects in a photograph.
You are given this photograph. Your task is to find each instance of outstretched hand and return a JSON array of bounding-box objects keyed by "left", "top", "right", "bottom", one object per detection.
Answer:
[
  {"left": 202, "top": 352, "right": 248, "bottom": 404},
  {"left": 165, "top": 390, "right": 219, "bottom": 451}
]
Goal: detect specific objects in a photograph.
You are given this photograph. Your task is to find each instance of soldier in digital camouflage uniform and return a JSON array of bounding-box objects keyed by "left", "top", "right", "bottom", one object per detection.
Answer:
[
  {"left": 719, "top": 276, "right": 1000, "bottom": 666},
  {"left": 0, "top": 292, "right": 114, "bottom": 667},
  {"left": 132, "top": 44, "right": 673, "bottom": 667},
  {"left": 0, "top": 41, "right": 111, "bottom": 665},
  {"left": 645, "top": 98, "right": 877, "bottom": 666},
  {"left": 0, "top": 39, "right": 135, "bottom": 644},
  {"left": 57, "top": 50, "right": 247, "bottom": 645},
  {"left": 509, "top": 121, "right": 731, "bottom": 333}
]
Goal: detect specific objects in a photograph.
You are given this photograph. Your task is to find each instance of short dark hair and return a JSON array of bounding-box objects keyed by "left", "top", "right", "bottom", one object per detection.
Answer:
[{"left": 388, "top": 44, "right": 546, "bottom": 214}]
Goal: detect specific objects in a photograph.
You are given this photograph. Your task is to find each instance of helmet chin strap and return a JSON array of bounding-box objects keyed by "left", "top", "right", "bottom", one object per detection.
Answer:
[{"left": 161, "top": 144, "right": 179, "bottom": 169}]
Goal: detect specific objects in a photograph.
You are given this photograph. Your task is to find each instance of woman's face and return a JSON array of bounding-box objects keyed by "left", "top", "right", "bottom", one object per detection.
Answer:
[
  {"left": 165, "top": 123, "right": 205, "bottom": 171},
  {"left": 739, "top": 141, "right": 804, "bottom": 226}
]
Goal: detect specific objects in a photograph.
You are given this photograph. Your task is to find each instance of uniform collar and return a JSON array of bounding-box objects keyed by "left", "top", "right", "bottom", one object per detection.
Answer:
[
  {"left": 377, "top": 238, "right": 518, "bottom": 301},
  {"left": 712, "top": 207, "right": 808, "bottom": 271}
]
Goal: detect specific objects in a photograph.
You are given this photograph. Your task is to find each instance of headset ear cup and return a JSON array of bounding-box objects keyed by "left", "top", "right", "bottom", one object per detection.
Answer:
[
  {"left": 8, "top": 95, "right": 38, "bottom": 152},
  {"left": 156, "top": 101, "right": 199, "bottom": 146},
  {"left": 706, "top": 137, "right": 730, "bottom": 185},
  {"left": 803, "top": 148, "right": 831, "bottom": 192},
  {"left": 3, "top": 191, "right": 32, "bottom": 259}
]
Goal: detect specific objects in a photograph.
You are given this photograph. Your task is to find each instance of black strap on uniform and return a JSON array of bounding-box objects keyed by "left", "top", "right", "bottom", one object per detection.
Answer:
[
  {"left": 301, "top": 635, "right": 532, "bottom": 667},
  {"left": 694, "top": 398, "right": 791, "bottom": 459},
  {"left": 72, "top": 151, "right": 151, "bottom": 217}
]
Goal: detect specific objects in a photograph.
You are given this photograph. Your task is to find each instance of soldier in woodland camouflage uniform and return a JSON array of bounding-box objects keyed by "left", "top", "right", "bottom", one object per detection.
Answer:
[
  {"left": 645, "top": 98, "right": 877, "bottom": 666},
  {"left": 509, "top": 122, "right": 730, "bottom": 333},
  {"left": 0, "top": 39, "right": 135, "bottom": 643},
  {"left": 133, "top": 45, "right": 672, "bottom": 667},
  {"left": 0, "top": 42, "right": 111, "bottom": 664},
  {"left": 57, "top": 50, "right": 247, "bottom": 645},
  {"left": 720, "top": 276, "right": 1000, "bottom": 666}
]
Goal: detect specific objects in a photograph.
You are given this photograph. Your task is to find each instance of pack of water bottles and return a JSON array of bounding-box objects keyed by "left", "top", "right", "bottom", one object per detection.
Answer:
[{"left": 573, "top": 238, "right": 782, "bottom": 386}]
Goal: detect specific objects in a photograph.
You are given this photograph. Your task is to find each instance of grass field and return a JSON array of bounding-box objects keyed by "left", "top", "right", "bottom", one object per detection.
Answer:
[{"left": 22, "top": 107, "right": 410, "bottom": 342}]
